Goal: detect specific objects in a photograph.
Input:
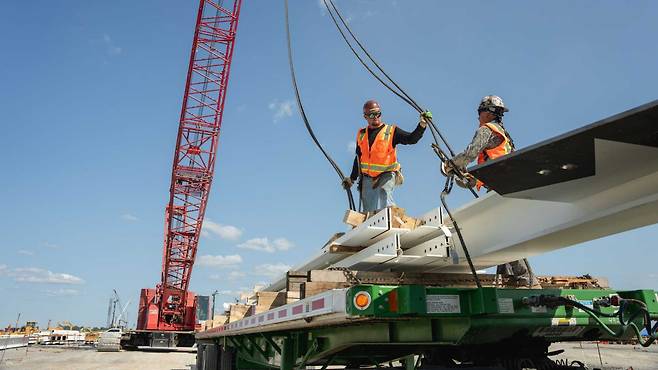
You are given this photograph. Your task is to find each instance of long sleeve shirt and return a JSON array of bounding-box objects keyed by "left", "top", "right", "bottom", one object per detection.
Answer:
[
  {"left": 451, "top": 125, "right": 504, "bottom": 169},
  {"left": 350, "top": 123, "right": 426, "bottom": 180}
]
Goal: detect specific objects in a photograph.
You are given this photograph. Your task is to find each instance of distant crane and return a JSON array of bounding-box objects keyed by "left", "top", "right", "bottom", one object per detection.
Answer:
[{"left": 106, "top": 290, "right": 130, "bottom": 329}]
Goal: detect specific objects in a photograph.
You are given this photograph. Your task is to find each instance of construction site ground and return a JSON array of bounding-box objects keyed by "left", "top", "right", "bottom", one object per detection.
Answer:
[
  {"left": 0, "top": 343, "right": 655, "bottom": 370},
  {"left": 0, "top": 345, "right": 195, "bottom": 370}
]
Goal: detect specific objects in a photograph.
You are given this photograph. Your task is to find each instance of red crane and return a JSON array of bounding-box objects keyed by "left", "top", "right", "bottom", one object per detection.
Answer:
[{"left": 135, "top": 0, "right": 242, "bottom": 343}]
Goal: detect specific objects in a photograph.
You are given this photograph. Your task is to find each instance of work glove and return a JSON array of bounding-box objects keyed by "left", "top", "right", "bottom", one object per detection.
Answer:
[
  {"left": 440, "top": 161, "right": 454, "bottom": 177},
  {"left": 456, "top": 173, "right": 477, "bottom": 189},
  {"left": 419, "top": 110, "right": 433, "bottom": 128},
  {"left": 341, "top": 177, "right": 353, "bottom": 189}
]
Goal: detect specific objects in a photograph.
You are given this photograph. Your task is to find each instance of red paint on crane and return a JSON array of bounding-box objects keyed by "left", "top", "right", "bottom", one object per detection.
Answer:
[{"left": 136, "top": 0, "right": 243, "bottom": 332}]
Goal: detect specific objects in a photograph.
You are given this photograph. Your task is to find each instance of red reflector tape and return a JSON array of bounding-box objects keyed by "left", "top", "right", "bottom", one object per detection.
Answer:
[{"left": 389, "top": 290, "right": 398, "bottom": 312}]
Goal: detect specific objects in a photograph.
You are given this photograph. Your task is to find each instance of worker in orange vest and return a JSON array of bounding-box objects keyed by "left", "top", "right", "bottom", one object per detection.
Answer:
[
  {"left": 446, "top": 95, "right": 514, "bottom": 187},
  {"left": 447, "top": 95, "right": 538, "bottom": 287},
  {"left": 342, "top": 100, "right": 431, "bottom": 212}
]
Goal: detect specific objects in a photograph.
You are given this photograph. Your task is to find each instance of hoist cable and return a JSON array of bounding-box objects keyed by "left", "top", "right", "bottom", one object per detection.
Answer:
[
  {"left": 285, "top": 0, "right": 356, "bottom": 210},
  {"left": 329, "top": 0, "right": 481, "bottom": 286},
  {"left": 325, "top": 0, "right": 422, "bottom": 112},
  {"left": 322, "top": 0, "right": 479, "bottom": 198},
  {"left": 325, "top": 0, "right": 457, "bottom": 157}
]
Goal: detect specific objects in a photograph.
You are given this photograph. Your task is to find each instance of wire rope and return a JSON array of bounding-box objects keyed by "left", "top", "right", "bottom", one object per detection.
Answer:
[{"left": 285, "top": 0, "right": 356, "bottom": 210}]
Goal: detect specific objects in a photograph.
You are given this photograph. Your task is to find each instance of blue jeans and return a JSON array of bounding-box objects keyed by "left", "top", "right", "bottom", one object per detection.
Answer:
[{"left": 360, "top": 172, "right": 396, "bottom": 212}]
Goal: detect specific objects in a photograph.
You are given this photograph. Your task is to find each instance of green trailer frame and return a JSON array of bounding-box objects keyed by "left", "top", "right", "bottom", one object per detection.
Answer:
[{"left": 196, "top": 285, "right": 658, "bottom": 369}]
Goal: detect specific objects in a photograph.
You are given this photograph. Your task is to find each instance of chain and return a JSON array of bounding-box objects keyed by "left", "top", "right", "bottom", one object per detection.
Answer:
[{"left": 328, "top": 267, "right": 362, "bottom": 285}]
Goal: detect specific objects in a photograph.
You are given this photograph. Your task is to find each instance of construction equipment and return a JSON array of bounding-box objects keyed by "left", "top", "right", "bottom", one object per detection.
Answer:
[
  {"left": 195, "top": 102, "right": 658, "bottom": 369},
  {"left": 124, "top": 0, "right": 243, "bottom": 350},
  {"left": 106, "top": 289, "right": 130, "bottom": 329}
]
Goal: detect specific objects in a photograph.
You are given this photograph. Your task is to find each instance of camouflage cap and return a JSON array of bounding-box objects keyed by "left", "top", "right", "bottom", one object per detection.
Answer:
[{"left": 478, "top": 95, "right": 509, "bottom": 113}]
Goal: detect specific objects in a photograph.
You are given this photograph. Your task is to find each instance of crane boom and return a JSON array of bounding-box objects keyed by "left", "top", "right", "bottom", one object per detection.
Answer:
[{"left": 137, "top": 0, "right": 242, "bottom": 334}]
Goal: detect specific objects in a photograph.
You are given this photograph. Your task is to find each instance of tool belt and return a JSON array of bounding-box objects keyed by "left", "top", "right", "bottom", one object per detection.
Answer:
[{"left": 362, "top": 170, "right": 403, "bottom": 189}]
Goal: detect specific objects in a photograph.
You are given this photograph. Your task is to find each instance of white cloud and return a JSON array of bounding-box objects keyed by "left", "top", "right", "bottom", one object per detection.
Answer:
[
  {"left": 317, "top": 0, "right": 328, "bottom": 15},
  {"left": 17, "top": 250, "right": 35, "bottom": 256},
  {"left": 121, "top": 214, "right": 138, "bottom": 222},
  {"left": 45, "top": 288, "right": 79, "bottom": 297},
  {"left": 103, "top": 33, "right": 122, "bottom": 56},
  {"left": 43, "top": 241, "right": 60, "bottom": 249},
  {"left": 198, "top": 254, "right": 243, "bottom": 268},
  {"left": 227, "top": 271, "right": 246, "bottom": 280},
  {"left": 202, "top": 220, "right": 242, "bottom": 241},
  {"left": 268, "top": 99, "right": 294, "bottom": 123},
  {"left": 237, "top": 238, "right": 294, "bottom": 253},
  {"left": 254, "top": 263, "right": 291, "bottom": 278},
  {"left": 347, "top": 141, "right": 356, "bottom": 153},
  {"left": 0, "top": 267, "right": 84, "bottom": 285}
]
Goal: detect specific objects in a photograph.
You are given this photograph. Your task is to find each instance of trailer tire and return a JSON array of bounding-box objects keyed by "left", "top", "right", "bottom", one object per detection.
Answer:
[
  {"left": 197, "top": 343, "right": 220, "bottom": 370},
  {"left": 219, "top": 345, "right": 236, "bottom": 370}
]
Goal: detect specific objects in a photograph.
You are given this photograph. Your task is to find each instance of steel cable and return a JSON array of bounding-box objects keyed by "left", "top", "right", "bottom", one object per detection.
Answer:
[
  {"left": 321, "top": 0, "right": 486, "bottom": 287},
  {"left": 322, "top": 0, "right": 479, "bottom": 199},
  {"left": 284, "top": 0, "right": 356, "bottom": 210}
]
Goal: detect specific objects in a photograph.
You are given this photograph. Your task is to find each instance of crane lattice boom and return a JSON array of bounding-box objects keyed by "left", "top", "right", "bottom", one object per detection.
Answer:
[{"left": 137, "top": 0, "right": 242, "bottom": 332}]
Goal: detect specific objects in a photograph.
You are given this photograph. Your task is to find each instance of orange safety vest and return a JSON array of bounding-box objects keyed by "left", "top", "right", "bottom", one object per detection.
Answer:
[
  {"left": 475, "top": 122, "right": 513, "bottom": 190},
  {"left": 357, "top": 124, "right": 400, "bottom": 177}
]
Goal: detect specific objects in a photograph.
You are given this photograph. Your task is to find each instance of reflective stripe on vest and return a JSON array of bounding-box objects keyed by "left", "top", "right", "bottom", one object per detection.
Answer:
[
  {"left": 357, "top": 124, "right": 400, "bottom": 177},
  {"left": 475, "top": 122, "right": 512, "bottom": 190}
]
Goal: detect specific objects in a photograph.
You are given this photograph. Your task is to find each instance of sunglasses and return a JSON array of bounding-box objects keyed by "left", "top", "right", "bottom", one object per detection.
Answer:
[{"left": 364, "top": 111, "right": 382, "bottom": 119}]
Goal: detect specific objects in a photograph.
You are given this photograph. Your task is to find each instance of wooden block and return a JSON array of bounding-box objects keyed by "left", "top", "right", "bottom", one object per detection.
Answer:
[
  {"left": 286, "top": 291, "right": 301, "bottom": 299},
  {"left": 390, "top": 206, "right": 419, "bottom": 229},
  {"left": 322, "top": 232, "right": 345, "bottom": 248},
  {"left": 308, "top": 270, "right": 348, "bottom": 283},
  {"left": 286, "top": 290, "right": 300, "bottom": 304},
  {"left": 301, "top": 281, "right": 351, "bottom": 299},
  {"left": 286, "top": 270, "right": 307, "bottom": 278},
  {"left": 343, "top": 209, "right": 366, "bottom": 227},
  {"left": 228, "top": 304, "right": 253, "bottom": 323},
  {"left": 286, "top": 282, "right": 304, "bottom": 293},
  {"left": 255, "top": 291, "right": 286, "bottom": 308},
  {"left": 286, "top": 270, "right": 308, "bottom": 292}
]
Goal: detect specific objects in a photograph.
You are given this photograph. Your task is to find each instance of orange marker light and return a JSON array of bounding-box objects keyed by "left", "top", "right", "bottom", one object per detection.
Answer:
[{"left": 353, "top": 291, "right": 371, "bottom": 310}]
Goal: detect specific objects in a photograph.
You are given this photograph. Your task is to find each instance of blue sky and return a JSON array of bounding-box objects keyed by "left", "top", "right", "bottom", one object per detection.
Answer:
[{"left": 1, "top": 0, "right": 657, "bottom": 328}]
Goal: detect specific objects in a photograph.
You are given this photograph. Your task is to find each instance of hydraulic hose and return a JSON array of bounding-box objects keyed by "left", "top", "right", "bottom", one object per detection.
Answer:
[
  {"left": 284, "top": 0, "right": 356, "bottom": 210},
  {"left": 525, "top": 295, "right": 658, "bottom": 347}
]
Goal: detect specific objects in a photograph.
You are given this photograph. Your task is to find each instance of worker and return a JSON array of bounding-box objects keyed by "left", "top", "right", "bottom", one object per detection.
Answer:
[
  {"left": 446, "top": 95, "right": 514, "bottom": 189},
  {"left": 342, "top": 100, "right": 431, "bottom": 212},
  {"left": 447, "top": 95, "right": 538, "bottom": 287}
]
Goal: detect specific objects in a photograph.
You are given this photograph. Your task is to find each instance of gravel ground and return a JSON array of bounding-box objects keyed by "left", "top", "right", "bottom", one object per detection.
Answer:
[
  {"left": 0, "top": 345, "right": 196, "bottom": 370},
  {"left": 0, "top": 342, "right": 655, "bottom": 369},
  {"left": 550, "top": 342, "right": 658, "bottom": 370}
]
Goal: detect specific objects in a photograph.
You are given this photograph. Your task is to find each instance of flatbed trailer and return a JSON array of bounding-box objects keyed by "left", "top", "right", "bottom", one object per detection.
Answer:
[
  {"left": 195, "top": 101, "right": 658, "bottom": 369},
  {"left": 196, "top": 285, "right": 658, "bottom": 369}
]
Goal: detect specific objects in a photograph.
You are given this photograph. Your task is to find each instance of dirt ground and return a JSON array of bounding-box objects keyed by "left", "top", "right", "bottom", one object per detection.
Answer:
[
  {"left": 0, "top": 342, "right": 656, "bottom": 369},
  {"left": 0, "top": 345, "right": 196, "bottom": 370},
  {"left": 550, "top": 342, "right": 658, "bottom": 370}
]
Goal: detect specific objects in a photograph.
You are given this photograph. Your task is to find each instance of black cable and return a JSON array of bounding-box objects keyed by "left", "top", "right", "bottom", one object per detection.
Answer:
[
  {"left": 326, "top": 0, "right": 459, "bottom": 158},
  {"left": 284, "top": 0, "right": 355, "bottom": 210},
  {"left": 322, "top": 0, "right": 416, "bottom": 109},
  {"left": 440, "top": 177, "right": 481, "bottom": 288},
  {"left": 326, "top": 0, "right": 422, "bottom": 112},
  {"left": 322, "top": 0, "right": 479, "bottom": 198}
]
